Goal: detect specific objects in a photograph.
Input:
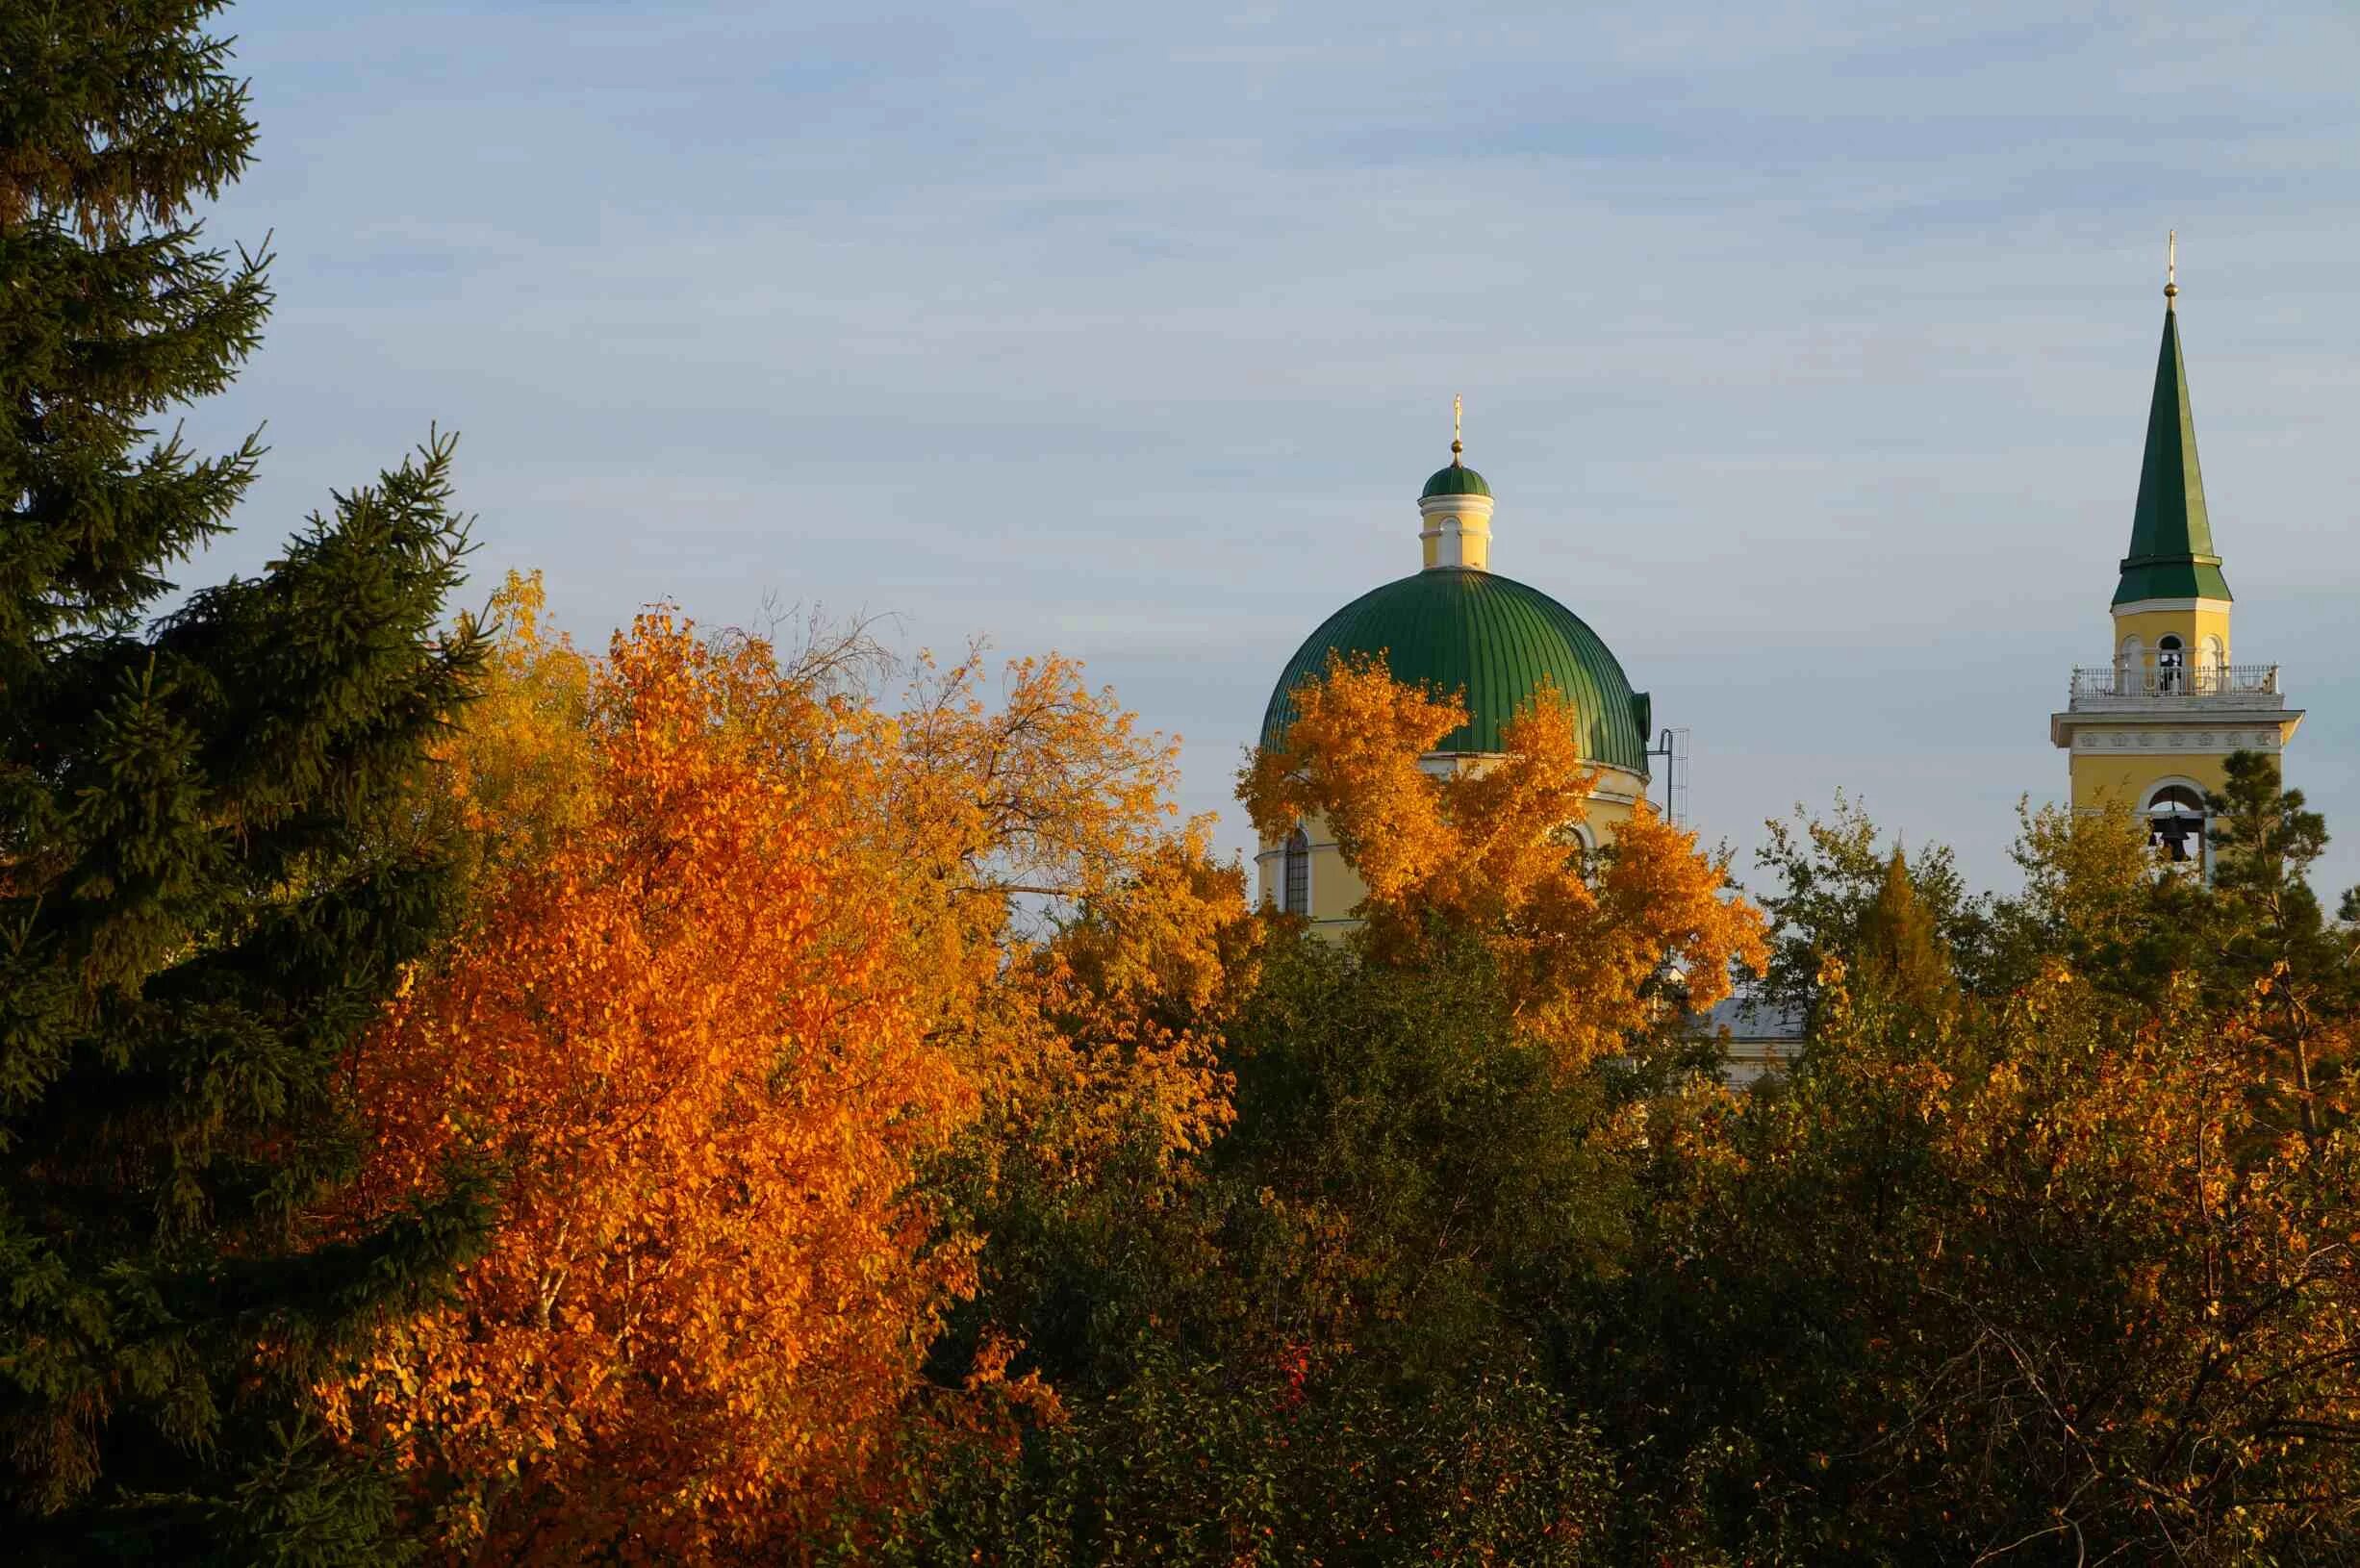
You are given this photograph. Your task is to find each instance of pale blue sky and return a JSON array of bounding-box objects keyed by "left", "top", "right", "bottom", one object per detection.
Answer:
[{"left": 184, "top": 1, "right": 2360, "bottom": 899}]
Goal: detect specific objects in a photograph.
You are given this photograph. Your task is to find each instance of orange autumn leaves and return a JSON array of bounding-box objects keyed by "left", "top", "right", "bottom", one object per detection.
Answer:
[
  {"left": 333, "top": 578, "right": 1232, "bottom": 1558},
  {"left": 1243, "top": 651, "right": 1766, "bottom": 1068},
  {"left": 338, "top": 604, "right": 969, "bottom": 1558}
]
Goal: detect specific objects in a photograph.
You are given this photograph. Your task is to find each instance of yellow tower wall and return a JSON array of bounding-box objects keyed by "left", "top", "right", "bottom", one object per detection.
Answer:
[
  {"left": 2068, "top": 748, "right": 2232, "bottom": 811},
  {"left": 2110, "top": 599, "right": 2233, "bottom": 671},
  {"left": 2065, "top": 719, "right": 2299, "bottom": 812}
]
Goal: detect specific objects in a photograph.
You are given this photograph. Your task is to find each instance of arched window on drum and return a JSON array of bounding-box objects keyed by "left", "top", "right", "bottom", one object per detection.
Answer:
[{"left": 1282, "top": 826, "right": 1311, "bottom": 917}]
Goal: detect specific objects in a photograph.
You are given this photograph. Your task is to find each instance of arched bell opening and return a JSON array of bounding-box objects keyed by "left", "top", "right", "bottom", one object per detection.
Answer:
[{"left": 2142, "top": 780, "right": 2208, "bottom": 865}]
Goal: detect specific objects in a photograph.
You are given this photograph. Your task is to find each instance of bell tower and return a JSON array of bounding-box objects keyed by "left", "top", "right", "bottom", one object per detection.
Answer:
[{"left": 2049, "top": 238, "right": 2303, "bottom": 861}]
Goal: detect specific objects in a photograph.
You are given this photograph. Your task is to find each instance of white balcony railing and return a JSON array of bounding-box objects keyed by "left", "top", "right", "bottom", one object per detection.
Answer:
[{"left": 2068, "top": 664, "right": 2283, "bottom": 709}]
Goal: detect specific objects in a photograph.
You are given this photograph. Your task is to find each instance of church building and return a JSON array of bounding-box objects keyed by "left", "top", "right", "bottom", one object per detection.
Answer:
[
  {"left": 2049, "top": 243, "right": 2303, "bottom": 864},
  {"left": 1254, "top": 416, "right": 1655, "bottom": 923}
]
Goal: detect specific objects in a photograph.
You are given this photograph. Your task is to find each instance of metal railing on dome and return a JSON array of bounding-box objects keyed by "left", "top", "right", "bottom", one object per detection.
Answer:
[{"left": 2067, "top": 664, "right": 2282, "bottom": 708}]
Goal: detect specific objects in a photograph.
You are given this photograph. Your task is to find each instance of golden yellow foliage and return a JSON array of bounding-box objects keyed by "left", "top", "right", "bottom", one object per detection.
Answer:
[
  {"left": 1242, "top": 652, "right": 1766, "bottom": 1069},
  {"left": 1023, "top": 831, "right": 1257, "bottom": 1172},
  {"left": 858, "top": 646, "right": 1240, "bottom": 1206},
  {"left": 444, "top": 570, "right": 597, "bottom": 872}
]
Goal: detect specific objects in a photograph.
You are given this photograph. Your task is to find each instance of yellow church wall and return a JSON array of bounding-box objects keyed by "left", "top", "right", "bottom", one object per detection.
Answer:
[
  {"left": 1252, "top": 809, "right": 1367, "bottom": 930},
  {"left": 1309, "top": 838, "right": 1365, "bottom": 925},
  {"left": 1296, "top": 812, "right": 1366, "bottom": 927},
  {"left": 1584, "top": 796, "right": 1637, "bottom": 835}
]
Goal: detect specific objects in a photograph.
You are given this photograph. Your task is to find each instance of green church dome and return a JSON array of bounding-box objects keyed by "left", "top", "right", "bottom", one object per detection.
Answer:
[
  {"left": 1261, "top": 569, "right": 1652, "bottom": 773},
  {"left": 1420, "top": 463, "right": 1492, "bottom": 499}
]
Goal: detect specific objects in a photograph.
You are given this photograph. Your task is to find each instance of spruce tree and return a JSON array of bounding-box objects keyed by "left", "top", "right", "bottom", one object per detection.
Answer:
[
  {"left": 0, "top": 4, "right": 487, "bottom": 1556},
  {"left": 1856, "top": 844, "right": 1953, "bottom": 1016},
  {"left": 2205, "top": 750, "right": 2354, "bottom": 1144}
]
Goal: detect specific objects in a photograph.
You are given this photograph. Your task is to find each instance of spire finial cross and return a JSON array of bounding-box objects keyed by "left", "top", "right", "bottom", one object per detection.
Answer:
[
  {"left": 1451, "top": 392, "right": 1464, "bottom": 462},
  {"left": 2165, "top": 230, "right": 2179, "bottom": 304}
]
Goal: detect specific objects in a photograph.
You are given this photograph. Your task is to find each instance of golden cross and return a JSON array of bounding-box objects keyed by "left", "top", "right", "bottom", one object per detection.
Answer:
[
  {"left": 2168, "top": 229, "right": 2176, "bottom": 287},
  {"left": 1452, "top": 393, "right": 1463, "bottom": 449}
]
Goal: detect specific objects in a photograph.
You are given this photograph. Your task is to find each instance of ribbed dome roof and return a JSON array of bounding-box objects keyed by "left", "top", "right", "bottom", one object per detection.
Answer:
[
  {"left": 1261, "top": 569, "right": 1651, "bottom": 773},
  {"left": 1420, "top": 463, "right": 1491, "bottom": 498}
]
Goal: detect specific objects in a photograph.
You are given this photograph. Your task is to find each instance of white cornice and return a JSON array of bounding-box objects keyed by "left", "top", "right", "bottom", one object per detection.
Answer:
[
  {"left": 2050, "top": 710, "right": 2303, "bottom": 750},
  {"left": 2112, "top": 596, "right": 2232, "bottom": 618}
]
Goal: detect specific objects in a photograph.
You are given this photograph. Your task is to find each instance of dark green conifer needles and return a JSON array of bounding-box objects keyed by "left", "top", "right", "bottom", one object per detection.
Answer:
[{"left": 0, "top": 5, "right": 486, "bottom": 1558}]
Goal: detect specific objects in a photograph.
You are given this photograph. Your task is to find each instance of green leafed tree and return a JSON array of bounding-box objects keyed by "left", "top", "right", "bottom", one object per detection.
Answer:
[
  {"left": 1750, "top": 793, "right": 1981, "bottom": 1017},
  {"left": 0, "top": 4, "right": 487, "bottom": 1558}
]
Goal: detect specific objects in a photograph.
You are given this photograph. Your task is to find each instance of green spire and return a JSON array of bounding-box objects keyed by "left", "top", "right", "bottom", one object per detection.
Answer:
[{"left": 2115, "top": 275, "right": 2230, "bottom": 606}]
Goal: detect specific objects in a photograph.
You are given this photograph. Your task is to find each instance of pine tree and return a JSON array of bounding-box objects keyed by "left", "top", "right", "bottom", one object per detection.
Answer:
[{"left": 0, "top": 4, "right": 487, "bottom": 1556}]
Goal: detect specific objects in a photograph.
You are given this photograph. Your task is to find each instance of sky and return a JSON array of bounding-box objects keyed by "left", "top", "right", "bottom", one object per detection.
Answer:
[{"left": 182, "top": 0, "right": 2360, "bottom": 901}]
